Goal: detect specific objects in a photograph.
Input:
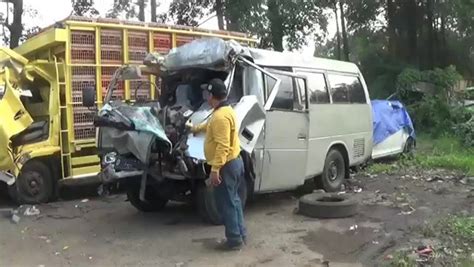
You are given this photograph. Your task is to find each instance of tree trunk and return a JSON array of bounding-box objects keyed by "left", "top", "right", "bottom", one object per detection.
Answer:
[
  {"left": 333, "top": 1, "right": 341, "bottom": 60},
  {"left": 386, "top": 0, "right": 397, "bottom": 56},
  {"left": 406, "top": 0, "right": 418, "bottom": 65},
  {"left": 8, "top": 0, "right": 23, "bottom": 49},
  {"left": 440, "top": 15, "right": 447, "bottom": 66},
  {"left": 267, "top": 0, "right": 284, "bottom": 51},
  {"left": 215, "top": 0, "right": 225, "bottom": 30},
  {"left": 138, "top": 0, "right": 145, "bottom": 22},
  {"left": 426, "top": 0, "right": 435, "bottom": 69},
  {"left": 224, "top": 1, "right": 240, "bottom": 31},
  {"left": 150, "top": 0, "right": 157, "bottom": 22},
  {"left": 339, "top": 1, "right": 349, "bottom": 61}
]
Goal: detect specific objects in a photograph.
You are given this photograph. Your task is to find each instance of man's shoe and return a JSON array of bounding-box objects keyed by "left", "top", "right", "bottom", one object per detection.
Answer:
[{"left": 215, "top": 240, "right": 243, "bottom": 251}]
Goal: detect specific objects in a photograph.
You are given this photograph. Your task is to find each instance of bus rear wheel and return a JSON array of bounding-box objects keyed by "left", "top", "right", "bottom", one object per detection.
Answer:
[{"left": 316, "top": 149, "right": 346, "bottom": 192}]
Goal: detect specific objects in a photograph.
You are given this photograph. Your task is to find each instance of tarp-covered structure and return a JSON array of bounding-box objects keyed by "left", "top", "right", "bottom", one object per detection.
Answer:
[
  {"left": 144, "top": 38, "right": 246, "bottom": 74},
  {"left": 371, "top": 100, "right": 415, "bottom": 145}
]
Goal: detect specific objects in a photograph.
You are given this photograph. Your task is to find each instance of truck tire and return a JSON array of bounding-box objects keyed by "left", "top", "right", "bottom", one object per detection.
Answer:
[
  {"left": 127, "top": 185, "right": 168, "bottom": 212},
  {"left": 8, "top": 160, "right": 54, "bottom": 204},
  {"left": 299, "top": 193, "right": 358, "bottom": 218},
  {"left": 195, "top": 177, "right": 248, "bottom": 225},
  {"left": 316, "top": 149, "right": 346, "bottom": 192}
]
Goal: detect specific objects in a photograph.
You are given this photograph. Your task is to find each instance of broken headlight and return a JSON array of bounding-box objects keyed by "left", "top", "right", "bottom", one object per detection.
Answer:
[{"left": 103, "top": 152, "right": 117, "bottom": 165}]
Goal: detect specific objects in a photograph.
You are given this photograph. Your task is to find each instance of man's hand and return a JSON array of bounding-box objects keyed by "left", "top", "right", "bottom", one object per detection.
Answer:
[
  {"left": 210, "top": 171, "right": 222, "bottom": 186},
  {"left": 185, "top": 120, "right": 193, "bottom": 130}
]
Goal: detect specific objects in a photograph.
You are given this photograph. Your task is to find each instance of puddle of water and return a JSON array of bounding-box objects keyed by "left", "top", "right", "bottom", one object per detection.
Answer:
[{"left": 300, "top": 227, "right": 377, "bottom": 262}]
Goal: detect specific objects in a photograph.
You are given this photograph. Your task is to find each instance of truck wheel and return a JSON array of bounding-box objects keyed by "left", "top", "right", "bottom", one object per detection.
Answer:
[
  {"left": 316, "top": 149, "right": 345, "bottom": 192},
  {"left": 8, "top": 160, "right": 54, "bottom": 204},
  {"left": 195, "top": 178, "right": 248, "bottom": 225},
  {"left": 127, "top": 185, "right": 168, "bottom": 212},
  {"left": 299, "top": 192, "right": 358, "bottom": 218}
]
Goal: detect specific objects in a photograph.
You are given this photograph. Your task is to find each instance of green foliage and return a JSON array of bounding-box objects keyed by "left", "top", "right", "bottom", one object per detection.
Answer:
[
  {"left": 453, "top": 118, "right": 474, "bottom": 147},
  {"left": 71, "top": 0, "right": 99, "bottom": 17},
  {"left": 394, "top": 66, "right": 469, "bottom": 137}
]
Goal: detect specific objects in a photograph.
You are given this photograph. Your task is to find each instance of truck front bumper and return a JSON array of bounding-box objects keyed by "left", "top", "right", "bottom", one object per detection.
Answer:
[{"left": 98, "top": 164, "right": 143, "bottom": 184}]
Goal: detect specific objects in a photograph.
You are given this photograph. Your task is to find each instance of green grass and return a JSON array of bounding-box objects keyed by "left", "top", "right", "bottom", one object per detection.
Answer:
[
  {"left": 388, "top": 251, "right": 417, "bottom": 267},
  {"left": 367, "top": 135, "right": 474, "bottom": 175},
  {"left": 366, "top": 163, "right": 398, "bottom": 174},
  {"left": 445, "top": 216, "right": 474, "bottom": 242},
  {"left": 414, "top": 135, "right": 474, "bottom": 175}
]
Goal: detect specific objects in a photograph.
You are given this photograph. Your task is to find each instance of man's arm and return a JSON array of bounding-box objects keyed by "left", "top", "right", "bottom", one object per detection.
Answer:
[
  {"left": 209, "top": 116, "right": 231, "bottom": 173},
  {"left": 191, "top": 122, "right": 208, "bottom": 133}
]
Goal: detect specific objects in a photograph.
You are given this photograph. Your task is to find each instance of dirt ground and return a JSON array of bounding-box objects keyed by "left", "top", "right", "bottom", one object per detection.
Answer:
[{"left": 0, "top": 169, "right": 473, "bottom": 267}]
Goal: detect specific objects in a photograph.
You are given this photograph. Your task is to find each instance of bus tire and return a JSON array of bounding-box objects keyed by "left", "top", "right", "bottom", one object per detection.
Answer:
[
  {"left": 8, "top": 160, "right": 54, "bottom": 204},
  {"left": 299, "top": 192, "right": 358, "bottom": 218},
  {"left": 316, "top": 149, "right": 346, "bottom": 192},
  {"left": 127, "top": 185, "right": 168, "bottom": 212}
]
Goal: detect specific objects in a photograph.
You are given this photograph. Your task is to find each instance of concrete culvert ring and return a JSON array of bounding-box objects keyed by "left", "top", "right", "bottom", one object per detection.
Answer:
[{"left": 298, "top": 193, "right": 358, "bottom": 218}]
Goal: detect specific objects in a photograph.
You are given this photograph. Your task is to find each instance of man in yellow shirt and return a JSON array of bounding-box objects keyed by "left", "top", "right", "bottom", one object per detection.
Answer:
[{"left": 189, "top": 78, "right": 246, "bottom": 250}]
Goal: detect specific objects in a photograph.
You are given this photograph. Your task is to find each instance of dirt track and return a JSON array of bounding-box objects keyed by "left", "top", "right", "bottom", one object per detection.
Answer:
[{"left": 1, "top": 169, "right": 472, "bottom": 267}]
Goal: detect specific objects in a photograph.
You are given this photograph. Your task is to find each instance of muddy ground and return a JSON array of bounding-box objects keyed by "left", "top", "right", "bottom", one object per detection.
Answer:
[{"left": 0, "top": 169, "right": 473, "bottom": 267}]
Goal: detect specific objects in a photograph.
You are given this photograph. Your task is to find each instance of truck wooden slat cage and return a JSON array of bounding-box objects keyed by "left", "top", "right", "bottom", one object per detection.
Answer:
[{"left": 14, "top": 16, "right": 256, "bottom": 180}]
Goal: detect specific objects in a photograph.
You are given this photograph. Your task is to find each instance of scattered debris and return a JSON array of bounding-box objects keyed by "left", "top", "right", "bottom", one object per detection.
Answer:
[
  {"left": 372, "top": 240, "right": 379, "bottom": 245},
  {"left": 353, "top": 187, "right": 363, "bottom": 193},
  {"left": 398, "top": 204, "right": 416, "bottom": 215},
  {"left": 416, "top": 245, "right": 434, "bottom": 263},
  {"left": 349, "top": 225, "right": 358, "bottom": 231},
  {"left": 23, "top": 206, "right": 40, "bottom": 216},
  {"left": 426, "top": 176, "right": 444, "bottom": 182},
  {"left": 11, "top": 214, "right": 20, "bottom": 224},
  {"left": 460, "top": 177, "right": 474, "bottom": 185},
  {"left": 291, "top": 250, "right": 302, "bottom": 255}
]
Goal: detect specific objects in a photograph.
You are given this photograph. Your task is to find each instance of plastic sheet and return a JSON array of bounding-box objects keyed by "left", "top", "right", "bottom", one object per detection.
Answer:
[{"left": 371, "top": 100, "right": 415, "bottom": 145}]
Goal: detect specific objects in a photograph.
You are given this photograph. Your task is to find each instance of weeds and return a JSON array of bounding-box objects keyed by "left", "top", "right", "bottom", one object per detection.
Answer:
[
  {"left": 388, "top": 250, "right": 417, "bottom": 267},
  {"left": 367, "top": 135, "right": 474, "bottom": 175}
]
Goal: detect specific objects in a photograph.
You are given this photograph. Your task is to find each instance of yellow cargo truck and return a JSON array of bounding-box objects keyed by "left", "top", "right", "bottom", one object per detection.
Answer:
[{"left": 0, "top": 16, "right": 256, "bottom": 203}]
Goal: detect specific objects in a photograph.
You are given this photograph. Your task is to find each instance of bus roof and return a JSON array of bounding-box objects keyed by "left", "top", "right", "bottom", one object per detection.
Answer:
[{"left": 248, "top": 48, "right": 360, "bottom": 74}]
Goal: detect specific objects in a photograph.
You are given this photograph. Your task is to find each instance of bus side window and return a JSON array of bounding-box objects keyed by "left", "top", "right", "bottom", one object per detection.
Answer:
[
  {"left": 328, "top": 74, "right": 366, "bottom": 104},
  {"left": 299, "top": 71, "right": 329, "bottom": 104},
  {"left": 265, "top": 72, "right": 294, "bottom": 110}
]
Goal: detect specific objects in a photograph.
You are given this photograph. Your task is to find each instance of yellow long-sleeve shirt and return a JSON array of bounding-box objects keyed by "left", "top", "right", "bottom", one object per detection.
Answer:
[{"left": 192, "top": 106, "right": 240, "bottom": 172}]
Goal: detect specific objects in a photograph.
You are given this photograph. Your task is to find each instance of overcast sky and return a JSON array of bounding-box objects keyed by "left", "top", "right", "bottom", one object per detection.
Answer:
[{"left": 9, "top": 0, "right": 336, "bottom": 56}]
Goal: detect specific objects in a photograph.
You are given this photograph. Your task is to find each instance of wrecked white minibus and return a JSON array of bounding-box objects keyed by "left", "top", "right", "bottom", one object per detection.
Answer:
[{"left": 83, "top": 38, "right": 372, "bottom": 223}]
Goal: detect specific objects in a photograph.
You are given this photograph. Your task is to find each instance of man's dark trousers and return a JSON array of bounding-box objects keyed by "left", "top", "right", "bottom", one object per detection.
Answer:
[{"left": 214, "top": 157, "right": 246, "bottom": 246}]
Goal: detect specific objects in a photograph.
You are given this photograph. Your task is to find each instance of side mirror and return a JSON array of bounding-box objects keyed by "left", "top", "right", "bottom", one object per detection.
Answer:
[
  {"left": 82, "top": 86, "right": 96, "bottom": 107},
  {"left": 121, "top": 65, "right": 142, "bottom": 80}
]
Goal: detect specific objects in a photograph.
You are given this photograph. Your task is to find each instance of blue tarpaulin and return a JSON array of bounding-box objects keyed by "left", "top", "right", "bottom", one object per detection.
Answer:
[{"left": 371, "top": 100, "right": 415, "bottom": 145}]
